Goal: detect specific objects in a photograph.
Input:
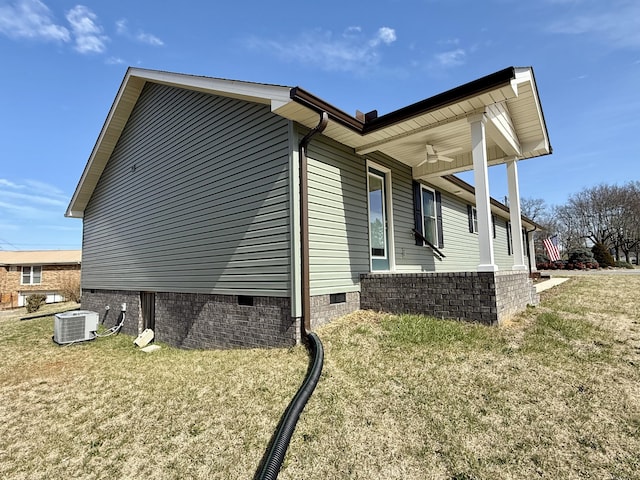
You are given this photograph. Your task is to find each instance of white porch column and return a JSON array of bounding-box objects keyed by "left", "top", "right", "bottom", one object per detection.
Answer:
[
  {"left": 469, "top": 114, "right": 497, "bottom": 272},
  {"left": 506, "top": 159, "right": 527, "bottom": 271}
]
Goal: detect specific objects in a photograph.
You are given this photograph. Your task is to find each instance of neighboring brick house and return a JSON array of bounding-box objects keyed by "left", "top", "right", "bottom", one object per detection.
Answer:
[{"left": 0, "top": 250, "right": 81, "bottom": 309}]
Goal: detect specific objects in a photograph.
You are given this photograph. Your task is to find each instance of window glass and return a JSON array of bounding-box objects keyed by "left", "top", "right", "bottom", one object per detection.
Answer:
[
  {"left": 33, "top": 266, "right": 42, "bottom": 284},
  {"left": 421, "top": 188, "right": 437, "bottom": 244},
  {"left": 472, "top": 207, "right": 479, "bottom": 233},
  {"left": 368, "top": 173, "right": 386, "bottom": 257},
  {"left": 21, "top": 266, "right": 42, "bottom": 285}
]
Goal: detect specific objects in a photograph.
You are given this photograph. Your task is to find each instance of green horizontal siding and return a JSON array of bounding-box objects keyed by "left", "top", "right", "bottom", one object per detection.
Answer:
[
  {"left": 82, "top": 82, "right": 291, "bottom": 296},
  {"left": 306, "top": 135, "right": 369, "bottom": 295},
  {"left": 367, "top": 152, "right": 526, "bottom": 273}
]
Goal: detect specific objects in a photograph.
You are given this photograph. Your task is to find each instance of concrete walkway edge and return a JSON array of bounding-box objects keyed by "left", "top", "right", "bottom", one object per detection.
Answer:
[{"left": 535, "top": 277, "right": 569, "bottom": 293}]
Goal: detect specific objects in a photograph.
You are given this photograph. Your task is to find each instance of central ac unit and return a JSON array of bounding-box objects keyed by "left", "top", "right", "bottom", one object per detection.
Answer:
[{"left": 53, "top": 310, "right": 99, "bottom": 345}]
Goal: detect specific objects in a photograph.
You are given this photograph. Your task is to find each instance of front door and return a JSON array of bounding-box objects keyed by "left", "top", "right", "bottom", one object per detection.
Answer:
[{"left": 368, "top": 166, "right": 391, "bottom": 271}]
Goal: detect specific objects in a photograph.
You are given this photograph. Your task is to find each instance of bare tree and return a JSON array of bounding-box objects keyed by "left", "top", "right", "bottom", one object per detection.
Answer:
[
  {"left": 616, "top": 182, "right": 640, "bottom": 263},
  {"left": 520, "top": 197, "right": 547, "bottom": 223},
  {"left": 551, "top": 182, "right": 640, "bottom": 263}
]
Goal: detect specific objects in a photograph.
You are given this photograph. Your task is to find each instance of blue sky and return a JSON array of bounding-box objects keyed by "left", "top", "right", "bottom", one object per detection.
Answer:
[{"left": 0, "top": 0, "right": 639, "bottom": 250}]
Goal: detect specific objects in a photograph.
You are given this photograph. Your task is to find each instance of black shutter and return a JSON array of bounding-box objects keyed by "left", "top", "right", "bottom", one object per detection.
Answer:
[
  {"left": 412, "top": 181, "right": 423, "bottom": 246},
  {"left": 436, "top": 191, "right": 444, "bottom": 248},
  {"left": 467, "top": 205, "right": 474, "bottom": 233},
  {"left": 492, "top": 215, "right": 496, "bottom": 238},
  {"left": 506, "top": 221, "right": 512, "bottom": 255}
]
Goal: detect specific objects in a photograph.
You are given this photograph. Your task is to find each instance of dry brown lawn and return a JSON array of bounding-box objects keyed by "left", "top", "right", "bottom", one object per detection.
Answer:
[{"left": 1, "top": 276, "right": 639, "bottom": 479}]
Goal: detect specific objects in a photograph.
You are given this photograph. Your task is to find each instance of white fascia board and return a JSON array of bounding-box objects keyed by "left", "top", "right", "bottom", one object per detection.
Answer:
[
  {"left": 513, "top": 67, "right": 551, "bottom": 155},
  {"left": 128, "top": 68, "right": 292, "bottom": 109}
]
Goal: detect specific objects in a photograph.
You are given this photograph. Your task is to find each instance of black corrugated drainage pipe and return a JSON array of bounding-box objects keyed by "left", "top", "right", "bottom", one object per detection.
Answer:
[
  {"left": 254, "top": 331, "right": 324, "bottom": 480},
  {"left": 253, "top": 112, "right": 328, "bottom": 480}
]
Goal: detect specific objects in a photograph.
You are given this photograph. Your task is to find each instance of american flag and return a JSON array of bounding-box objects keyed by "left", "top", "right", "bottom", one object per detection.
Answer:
[{"left": 543, "top": 236, "right": 561, "bottom": 261}]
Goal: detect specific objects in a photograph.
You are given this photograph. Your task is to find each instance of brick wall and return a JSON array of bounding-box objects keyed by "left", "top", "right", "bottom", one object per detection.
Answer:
[
  {"left": 360, "top": 271, "right": 537, "bottom": 325},
  {"left": 309, "top": 291, "right": 360, "bottom": 330},
  {"left": 0, "top": 267, "right": 8, "bottom": 305},
  {"left": 82, "top": 289, "right": 299, "bottom": 349},
  {"left": 81, "top": 289, "right": 141, "bottom": 335},
  {"left": 81, "top": 272, "right": 537, "bottom": 349},
  {"left": 495, "top": 270, "right": 539, "bottom": 320}
]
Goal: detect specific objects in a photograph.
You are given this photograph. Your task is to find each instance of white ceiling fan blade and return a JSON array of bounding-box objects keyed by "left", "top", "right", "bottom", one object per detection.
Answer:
[{"left": 438, "top": 146, "right": 463, "bottom": 156}]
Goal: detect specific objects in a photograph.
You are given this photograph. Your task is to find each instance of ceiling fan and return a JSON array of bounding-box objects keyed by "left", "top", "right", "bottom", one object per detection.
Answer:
[{"left": 417, "top": 144, "right": 463, "bottom": 166}]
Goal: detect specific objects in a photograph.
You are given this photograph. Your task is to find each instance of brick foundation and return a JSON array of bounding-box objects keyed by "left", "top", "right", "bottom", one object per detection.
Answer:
[
  {"left": 81, "top": 289, "right": 142, "bottom": 337},
  {"left": 495, "top": 271, "right": 539, "bottom": 321},
  {"left": 360, "top": 270, "right": 538, "bottom": 325},
  {"left": 81, "top": 271, "right": 537, "bottom": 349},
  {"left": 81, "top": 289, "right": 299, "bottom": 349},
  {"left": 309, "top": 291, "right": 360, "bottom": 330}
]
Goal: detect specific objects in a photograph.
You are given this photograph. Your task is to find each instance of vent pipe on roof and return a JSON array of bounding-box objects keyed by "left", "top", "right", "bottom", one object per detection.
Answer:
[{"left": 298, "top": 111, "right": 328, "bottom": 334}]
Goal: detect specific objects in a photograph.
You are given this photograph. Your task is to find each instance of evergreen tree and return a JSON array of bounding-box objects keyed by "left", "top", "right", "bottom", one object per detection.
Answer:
[{"left": 591, "top": 242, "right": 615, "bottom": 267}]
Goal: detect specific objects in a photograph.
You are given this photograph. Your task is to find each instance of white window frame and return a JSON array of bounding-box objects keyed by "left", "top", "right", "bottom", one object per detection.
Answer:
[
  {"left": 366, "top": 160, "right": 395, "bottom": 271},
  {"left": 21, "top": 266, "right": 42, "bottom": 285},
  {"left": 421, "top": 185, "right": 439, "bottom": 247}
]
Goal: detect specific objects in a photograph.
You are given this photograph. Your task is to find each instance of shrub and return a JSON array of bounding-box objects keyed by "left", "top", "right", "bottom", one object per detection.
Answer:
[
  {"left": 25, "top": 294, "right": 47, "bottom": 313},
  {"left": 536, "top": 254, "right": 549, "bottom": 265},
  {"left": 568, "top": 247, "right": 595, "bottom": 265},
  {"left": 592, "top": 243, "right": 615, "bottom": 267},
  {"left": 615, "top": 261, "right": 634, "bottom": 269},
  {"left": 59, "top": 274, "right": 81, "bottom": 303}
]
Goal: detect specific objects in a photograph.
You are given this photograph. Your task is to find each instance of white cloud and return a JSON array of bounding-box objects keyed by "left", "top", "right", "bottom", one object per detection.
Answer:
[
  {"left": 0, "top": 190, "right": 66, "bottom": 207},
  {"left": 115, "top": 18, "right": 127, "bottom": 35},
  {"left": 137, "top": 32, "right": 163, "bottom": 46},
  {"left": 116, "top": 17, "right": 164, "bottom": 46},
  {"left": 0, "top": 0, "right": 69, "bottom": 43},
  {"left": 547, "top": 1, "right": 640, "bottom": 49},
  {"left": 0, "top": 178, "right": 80, "bottom": 248},
  {"left": 0, "top": 200, "right": 42, "bottom": 219},
  {"left": 0, "top": 178, "right": 68, "bottom": 215},
  {"left": 370, "top": 27, "right": 396, "bottom": 47},
  {"left": 0, "top": 179, "right": 23, "bottom": 189},
  {"left": 66, "top": 5, "right": 107, "bottom": 54},
  {"left": 247, "top": 26, "right": 397, "bottom": 72},
  {"left": 106, "top": 56, "right": 126, "bottom": 65},
  {"left": 434, "top": 48, "right": 466, "bottom": 67}
]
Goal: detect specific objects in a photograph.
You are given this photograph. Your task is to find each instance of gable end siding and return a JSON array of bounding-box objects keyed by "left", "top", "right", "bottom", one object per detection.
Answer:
[{"left": 82, "top": 82, "right": 292, "bottom": 296}]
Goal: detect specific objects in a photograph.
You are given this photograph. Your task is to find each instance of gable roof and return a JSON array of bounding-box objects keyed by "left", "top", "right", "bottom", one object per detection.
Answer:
[
  {"left": 67, "top": 66, "right": 551, "bottom": 218},
  {"left": 0, "top": 250, "right": 82, "bottom": 266}
]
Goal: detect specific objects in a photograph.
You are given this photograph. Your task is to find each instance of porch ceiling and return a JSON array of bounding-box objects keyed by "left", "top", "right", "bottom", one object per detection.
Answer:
[{"left": 276, "top": 66, "right": 551, "bottom": 180}]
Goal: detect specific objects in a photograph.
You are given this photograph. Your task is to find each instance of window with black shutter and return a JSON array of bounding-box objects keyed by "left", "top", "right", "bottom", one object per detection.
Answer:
[{"left": 413, "top": 181, "right": 444, "bottom": 249}]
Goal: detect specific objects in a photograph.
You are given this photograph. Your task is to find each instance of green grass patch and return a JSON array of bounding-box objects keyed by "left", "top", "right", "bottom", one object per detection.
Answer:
[
  {"left": 2, "top": 276, "right": 640, "bottom": 479},
  {"left": 381, "top": 313, "right": 505, "bottom": 351}
]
